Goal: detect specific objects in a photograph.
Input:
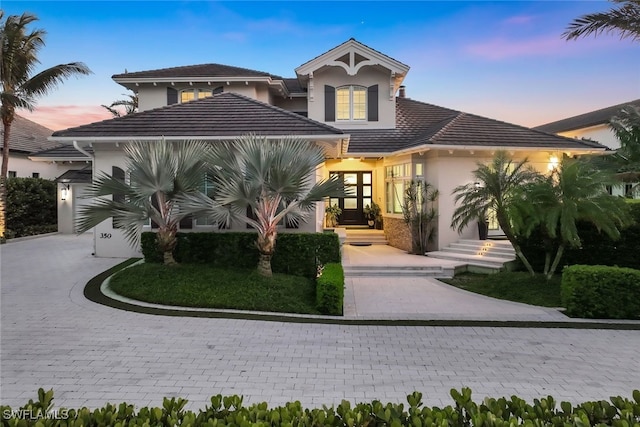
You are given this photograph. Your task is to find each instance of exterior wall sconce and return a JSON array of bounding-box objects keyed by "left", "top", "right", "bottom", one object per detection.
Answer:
[
  {"left": 548, "top": 155, "right": 559, "bottom": 171},
  {"left": 60, "top": 184, "right": 70, "bottom": 201}
]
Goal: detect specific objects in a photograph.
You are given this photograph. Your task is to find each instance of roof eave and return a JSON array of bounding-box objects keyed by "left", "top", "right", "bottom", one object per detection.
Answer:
[
  {"left": 392, "top": 144, "right": 608, "bottom": 156},
  {"left": 49, "top": 134, "right": 346, "bottom": 143}
]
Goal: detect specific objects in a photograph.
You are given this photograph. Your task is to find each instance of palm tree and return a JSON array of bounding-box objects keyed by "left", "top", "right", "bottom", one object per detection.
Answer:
[
  {"left": 563, "top": 0, "right": 640, "bottom": 42},
  {"left": 178, "top": 135, "right": 346, "bottom": 277},
  {"left": 610, "top": 105, "right": 640, "bottom": 195},
  {"left": 0, "top": 12, "right": 91, "bottom": 238},
  {"left": 513, "top": 158, "right": 632, "bottom": 279},
  {"left": 451, "top": 151, "right": 541, "bottom": 276},
  {"left": 76, "top": 139, "right": 210, "bottom": 265},
  {"left": 102, "top": 92, "right": 138, "bottom": 117}
]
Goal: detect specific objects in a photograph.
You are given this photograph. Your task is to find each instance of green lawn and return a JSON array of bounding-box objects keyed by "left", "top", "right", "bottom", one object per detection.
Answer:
[
  {"left": 439, "top": 272, "right": 563, "bottom": 308},
  {"left": 108, "top": 263, "right": 320, "bottom": 314}
]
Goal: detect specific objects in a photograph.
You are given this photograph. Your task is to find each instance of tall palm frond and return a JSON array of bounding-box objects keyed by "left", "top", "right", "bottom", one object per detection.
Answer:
[
  {"left": 101, "top": 92, "right": 138, "bottom": 117},
  {"left": 178, "top": 134, "right": 346, "bottom": 277},
  {"left": 77, "top": 139, "right": 210, "bottom": 264},
  {"left": 563, "top": 0, "right": 640, "bottom": 41}
]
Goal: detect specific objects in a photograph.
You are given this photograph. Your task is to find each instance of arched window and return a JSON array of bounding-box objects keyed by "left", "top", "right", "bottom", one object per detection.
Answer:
[{"left": 336, "top": 85, "right": 366, "bottom": 121}]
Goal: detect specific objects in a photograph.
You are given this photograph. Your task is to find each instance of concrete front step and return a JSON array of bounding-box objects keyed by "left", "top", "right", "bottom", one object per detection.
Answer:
[
  {"left": 344, "top": 265, "right": 454, "bottom": 278},
  {"left": 426, "top": 251, "right": 508, "bottom": 271},
  {"left": 449, "top": 242, "right": 515, "bottom": 254},
  {"left": 442, "top": 247, "right": 515, "bottom": 259}
]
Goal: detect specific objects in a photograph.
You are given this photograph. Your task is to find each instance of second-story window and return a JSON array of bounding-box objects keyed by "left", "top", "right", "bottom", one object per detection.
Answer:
[
  {"left": 336, "top": 85, "right": 366, "bottom": 121},
  {"left": 180, "top": 88, "right": 213, "bottom": 103}
]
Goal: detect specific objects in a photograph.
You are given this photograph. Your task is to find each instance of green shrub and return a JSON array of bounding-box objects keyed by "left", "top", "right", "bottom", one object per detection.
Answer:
[
  {"left": 141, "top": 231, "right": 341, "bottom": 278},
  {"left": 316, "top": 262, "right": 344, "bottom": 315},
  {"left": 6, "top": 178, "right": 57, "bottom": 238},
  {"left": 3, "top": 387, "right": 640, "bottom": 427},
  {"left": 562, "top": 265, "right": 640, "bottom": 319},
  {"left": 518, "top": 202, "right": 640, "bottom": 271}
]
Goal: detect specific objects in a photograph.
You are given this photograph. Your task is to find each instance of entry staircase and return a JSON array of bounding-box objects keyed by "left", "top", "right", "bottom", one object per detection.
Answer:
[
  {"left": 426, "top": 239, "right": 516, "bottom": 272},
  {"left": 343, "top": 228, "right": 388, "bottom": 246}
]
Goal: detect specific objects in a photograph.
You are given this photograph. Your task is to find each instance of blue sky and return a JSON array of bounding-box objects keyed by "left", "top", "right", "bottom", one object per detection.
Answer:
[{"left": 3, "top": 1, "right": 639, "bottom": 130}]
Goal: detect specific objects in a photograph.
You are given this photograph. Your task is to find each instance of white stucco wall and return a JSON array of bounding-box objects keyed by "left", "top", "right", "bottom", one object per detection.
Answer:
[
  {"left": 558, "top": 124, "right": 618, "bottom": 150},
  {"left": 57, "top": 182, "right": 92, "bottom": 234},
  {"left": 7, "top": 154, "right": 61, "bottom": 179},
  {"left": 307, "top": 66, "right": 396, "bottom": 129}
]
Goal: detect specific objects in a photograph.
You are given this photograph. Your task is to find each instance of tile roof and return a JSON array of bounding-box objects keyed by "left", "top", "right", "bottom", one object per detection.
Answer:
[
  {"left": 348, "top": 98, "right": 607, "bottom": 154},
  {"left": 0, "top": 115, "right": 58, "bottom": 154},
  {"left": 112, "top": 63, "right": 277, "bottom": 80},
  {"left": 56, "top": 167, "right": 92, "bottom": 183},
  {"left": 282, "top": 78, "right": 306, "bottom": 94},
  {"left": 534, "top": 99, "right": 640, "bottom": 133},
  {"left": 30, "top": 145, "right": 93, "bottom": 159},
  {"left": 51, "top": 92, "right": 344, "bottom": 139}
]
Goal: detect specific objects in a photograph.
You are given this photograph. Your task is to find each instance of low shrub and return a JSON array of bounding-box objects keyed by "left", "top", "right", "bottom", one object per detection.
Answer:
[
  {"left": 6, "top": 178, "right": 57, "bottom": 238},
  {"left": 2, "top": 387, "right": 639, "bottom": 426},
  {"left": 316, "top": 263, "right": 344, "bottom": 315},
  {"left": 141, "top": 231, "right": 341, "bottom": 278},
  {"left": 518, "top": 202, "right": 640, "bottom": 271},
  {"left": 562, "top": 265, "right": 640, "bottom": 319}
]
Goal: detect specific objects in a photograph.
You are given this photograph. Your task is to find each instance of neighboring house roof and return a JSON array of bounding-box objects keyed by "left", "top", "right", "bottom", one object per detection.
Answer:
[
  {"left": 112, "top": 63, "right": 276, "bottom": 80},
  {"left": 56, "top": 166, "right": 92, "bottom": 183},
  {"left": 0, "top": 115, "right": 58, "bottom": 154},
  {"left": 51, "top": 92, "right": 344, "bottom": 139},
  {"left": 30, "top": 145, "right": 93, "bottom": 161},
  {"left": 534, "top": 99, "right": 640, "bottom": 133},
  {"left": 282, "top": 78, "right": 306, "bottom": 94},
  {"left": 347, "top": 98, "right": 607, "bottom": 154}
]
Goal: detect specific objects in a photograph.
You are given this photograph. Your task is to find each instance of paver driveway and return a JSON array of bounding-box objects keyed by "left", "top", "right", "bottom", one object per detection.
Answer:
[{"left": 1, "top": 234, "right": 639, "bottom": 410}]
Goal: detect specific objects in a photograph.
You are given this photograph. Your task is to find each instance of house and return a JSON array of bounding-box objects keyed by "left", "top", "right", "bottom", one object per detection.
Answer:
[
  {"left": 0, "top": 115, "right": 61, "bottom": 179},
  {"left": 535, "top": 99, "right": 640, "bottom": 198},
  {"left": 49, "top": 39, "right": 606, "bottom": 257}
]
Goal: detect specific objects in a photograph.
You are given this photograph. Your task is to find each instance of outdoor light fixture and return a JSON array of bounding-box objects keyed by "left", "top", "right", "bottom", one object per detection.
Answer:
[
  {"left": 548, "top": 155, "right": 559, "bottom": 171},
  {"left": 60, "top": 184, "right": 70, "bottom": 201}
]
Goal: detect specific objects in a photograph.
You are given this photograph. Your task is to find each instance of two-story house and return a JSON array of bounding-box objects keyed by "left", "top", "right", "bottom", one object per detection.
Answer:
[{"left": 50, "top": 39, "right": 606, "bottom": 257}]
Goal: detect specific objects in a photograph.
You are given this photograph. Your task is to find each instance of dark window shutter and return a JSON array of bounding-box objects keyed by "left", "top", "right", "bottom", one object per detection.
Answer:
[
  {"left": 246, "top": 205, "right": 256, "bottom": 229},
  {"left": 212, "top": 86, "right": 223, "bottom": 95},
  {"left": 150, "top": 194, "right": 159, "bottom": 229},
  {"left": 367, "top": 85, "right": 378, "bottom": 122},
  {"left": 112, "top": 167, "right": 125, "bottom": 204},
  {"left": 325, "top": 85, "right": 335, "bottom": 122},
  {"left": 179, "top": 215, "right": 193, "bottom": 229},
  {"left": 167, "top": 87, "right": 178, "bottom": 105}
]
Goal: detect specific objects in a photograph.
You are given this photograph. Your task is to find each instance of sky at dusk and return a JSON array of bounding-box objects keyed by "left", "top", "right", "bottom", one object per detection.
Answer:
[{"left": 2, "top": 0, "right": 639, "bottom": 131}]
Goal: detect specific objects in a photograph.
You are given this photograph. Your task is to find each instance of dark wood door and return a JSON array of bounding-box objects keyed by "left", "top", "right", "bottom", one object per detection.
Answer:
[{"left": 329, "top": 171, "right": 373, "bottom": 226}]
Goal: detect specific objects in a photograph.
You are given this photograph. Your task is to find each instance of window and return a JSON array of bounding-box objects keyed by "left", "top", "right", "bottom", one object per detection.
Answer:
[
  {"left": 195, "top": 174, "right": 216, "bottom": 227},
  {"left": 336, "top": 85, "right": 366, "bottom": 121},
  {"left": 384, "top": 163, "right": 411, "bottom": 214},
  {"left": 8, "top": 171, "right": 16, "bottom": 178},
  {"left": 180, "top": 88, "right": 213, "bottom": 103},
  {"left": 32, "top": 172, "right": 40, "bottom": 178}
]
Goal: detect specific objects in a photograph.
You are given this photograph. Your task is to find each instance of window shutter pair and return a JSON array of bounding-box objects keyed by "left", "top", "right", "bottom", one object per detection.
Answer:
[
  {"left": 324, "top": 85, "right": 378, "bottom": 122},
  {"left": 167, "top": 88, "right": 178, "bottom": 105}
]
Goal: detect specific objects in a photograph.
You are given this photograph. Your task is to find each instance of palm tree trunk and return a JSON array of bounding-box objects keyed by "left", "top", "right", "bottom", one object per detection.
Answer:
[
  {"left": 0, "top": 119, "right": 12, "bottom": 239},
  {"left": 546, "top": 245, "right": 565, "bottom": 280},
  {"left": 156, "top": 227, "right": 177, "bottom": 266},
  {"left": 498, "top": 212, "right": 535, "bottom": 276},
  {"left": 256, "top": 229, "right": 276, "bottom": 277},
  {"left": 543, "top": 251, "right": 551, "bottom": 276}
]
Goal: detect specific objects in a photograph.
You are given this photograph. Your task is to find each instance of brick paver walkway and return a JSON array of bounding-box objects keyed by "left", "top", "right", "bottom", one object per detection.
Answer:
[{"left": 1, "top": 234, "right": 639, "bottom": 410}]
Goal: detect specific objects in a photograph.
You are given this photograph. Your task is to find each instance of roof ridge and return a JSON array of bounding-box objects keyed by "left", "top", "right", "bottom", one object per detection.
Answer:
[
  {"left": 112, "top": 62, "right": 275, "bottom": 79},
  {"left": 429, "top": 113, "right": 466, "bottom": 143}
]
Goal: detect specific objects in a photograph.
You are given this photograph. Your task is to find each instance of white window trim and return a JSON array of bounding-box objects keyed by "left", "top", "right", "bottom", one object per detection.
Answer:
[
  {"left": 336, "top": 85, "right": 367, "bottom": 121},
  {"left": 179, "top": 88, "right": 214, "bottom": 103}
]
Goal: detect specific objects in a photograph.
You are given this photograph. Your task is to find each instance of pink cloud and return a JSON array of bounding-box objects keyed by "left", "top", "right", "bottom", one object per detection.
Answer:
[
  {"left": 22, "top": 105, "right": 112, "bottom": 131},
  {"left": 466, "top": 35, "right": 620, "bottom": 60},
  {"left": 503, "top": 15, "right": 536, "bottom": 25}
]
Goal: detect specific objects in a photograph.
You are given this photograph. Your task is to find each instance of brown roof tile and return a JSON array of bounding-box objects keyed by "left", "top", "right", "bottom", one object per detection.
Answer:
[
  {"left": 51, "top": 92, "right": 343, "bottom": 139},
  {"left": 0, "top": 115, "right": 58, "bottom": 154},
  {"left": 112, "top": 63, "right": 277, "bottom": 80},
  {"left": 533, "top": 99, "right": 640, "bottom": 133}
]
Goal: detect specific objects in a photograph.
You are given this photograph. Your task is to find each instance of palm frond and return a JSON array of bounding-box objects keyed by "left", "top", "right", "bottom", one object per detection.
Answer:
[{"left": 563, "top": 0, "right": 640, "bottom": 41}]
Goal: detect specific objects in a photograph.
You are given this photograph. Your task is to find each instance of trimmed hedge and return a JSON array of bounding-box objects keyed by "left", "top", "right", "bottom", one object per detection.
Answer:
[
  {"left": 6, "top": 178, "right": 57, "bottom": 238},
  {"left": 141, "top": 231, "right": 341, "bottom": 278},
  {"left": 2, "top": 388, "right": 639, "bottom": 427},
  {"left": 562, "top": 265, "right": 640, "bottom": 319},
  {"left": 518, "top": 202, "right": 640, "bottom": 271},
  {"left": 316, "top": 263, "right": 344, "bottom": 315}
]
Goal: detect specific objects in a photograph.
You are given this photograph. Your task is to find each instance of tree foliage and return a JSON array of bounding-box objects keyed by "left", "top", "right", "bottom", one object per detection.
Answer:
[{"left": 563, "top": 0, "right": 640, "bottom": 42}]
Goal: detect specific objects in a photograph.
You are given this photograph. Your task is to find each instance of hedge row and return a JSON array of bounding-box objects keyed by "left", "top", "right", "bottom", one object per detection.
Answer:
[
  {"left": 141, "top": 231, "right": 341, "bottom": 278},
  {"left": 316, "top": 263, "right": 344, "bottom": 315},
  {"left": 2, "top": 388, "right": 639, "bottom": 427},
  {"left": 5, "top": 178, "right": 57, "bottom": 238},
  {"left": 562, "top": 265, "right": 640, "bottom": 319},
  {"left": 518, "top": 202, "right": 640, "bottom": 271}
]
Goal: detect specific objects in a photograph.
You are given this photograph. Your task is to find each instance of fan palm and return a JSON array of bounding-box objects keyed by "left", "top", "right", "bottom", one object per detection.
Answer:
[
  {"left": 0, "top": 12, "right": 91, "bottom": 238},
  {"left": 451, "top": 151, "right": 541, "bottom": 275},
  {"left": 102, "top": 92, "right": 138, "bottom": 117},
  {"left": 513, "top": 158, "right": 632, "bottom": 279},
  {"left": 178, "top": 134, "right": 346, "bottom": 277},
  {"left": 76, "top": 139, "right": 210, "bottom": 265},
  {"left": 563, "top": 0, "right": 640, "bottom": 42}
]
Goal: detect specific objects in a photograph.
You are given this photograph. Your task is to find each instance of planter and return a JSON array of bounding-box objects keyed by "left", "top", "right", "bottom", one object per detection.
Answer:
[{"left": 367, "top": 219, "right": 375, "bottom": 228}]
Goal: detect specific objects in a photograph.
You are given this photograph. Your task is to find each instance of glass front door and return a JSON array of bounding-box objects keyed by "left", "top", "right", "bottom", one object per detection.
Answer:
[{"left": 329, "top": 171, "right": 372, "bottom": 226}]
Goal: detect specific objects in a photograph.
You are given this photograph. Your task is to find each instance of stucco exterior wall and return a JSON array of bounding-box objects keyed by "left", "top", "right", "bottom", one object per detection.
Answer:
[
  {"left": 137, "top": 87, "right": 168, "bottom": 111},
  {"left": 558, "top": 124, "right": 618, "bottom": 149},
  {"left": 58, "top": 182, "right": 91, "bottom": 234},
  {"left": 307, "top": 66, "right": 396, "bottom": 129},
  {"left": 7, "top": 154, "right": 61, "bottom": 179}
]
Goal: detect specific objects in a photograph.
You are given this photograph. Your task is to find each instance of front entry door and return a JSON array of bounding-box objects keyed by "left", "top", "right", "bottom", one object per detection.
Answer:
[{"left": 329, "top": 171, "right": 373, "bottom": 226}]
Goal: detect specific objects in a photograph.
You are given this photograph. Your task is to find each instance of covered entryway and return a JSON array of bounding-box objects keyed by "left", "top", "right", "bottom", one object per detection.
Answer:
[{"left": 329, "top": 171, "right": 373, "bottom": 226}]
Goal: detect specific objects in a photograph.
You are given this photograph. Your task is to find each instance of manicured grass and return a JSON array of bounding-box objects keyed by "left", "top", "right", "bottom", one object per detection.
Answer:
[
  {"left": 109, "top": 263, "right": 320, "bottom": 314},
  {"left": 439, "top": 272, "right": 562, "bottom": 308}
]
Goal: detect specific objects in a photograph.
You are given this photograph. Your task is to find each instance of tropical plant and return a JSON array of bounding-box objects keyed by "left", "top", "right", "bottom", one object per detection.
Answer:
[
  {"left": 512, "top": 158, "right": 633, "bottom": 279},
  {"left": 563, "top": 0, "right": 640, "bottom": 42},
  {"left": 102, "top": 91, "right": 138, "bottom": 117},
  {"left": 325, "top": 204, "right": 342, "bottom": 227},
  {"left": 402, "top": 180, "right": 438, "bottom": 254},
  {"left": 0, "top": 12, "right": 91, "bottom": 239},
  {"left": 610, "top": 105, "right": 640, "bottom": 195},
  {"left": 76, "top": 139, "right": 210, "bottom": 265},
  {"left": 451, "top": 151, "right": 541, "bottom": 275},
  {"left": 178, "top": 134, "right": 347, "bottom": 277}
]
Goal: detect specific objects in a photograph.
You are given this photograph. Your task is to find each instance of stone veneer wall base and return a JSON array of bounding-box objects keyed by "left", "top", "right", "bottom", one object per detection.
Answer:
[{"left": 383, "top": 216, "right": 412, "bottom": 252}]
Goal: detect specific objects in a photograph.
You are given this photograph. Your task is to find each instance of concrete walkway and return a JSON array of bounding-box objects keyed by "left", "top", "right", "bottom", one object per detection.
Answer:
[{"left": 2, "top": 234, "right": 640, "bottom": 410}]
